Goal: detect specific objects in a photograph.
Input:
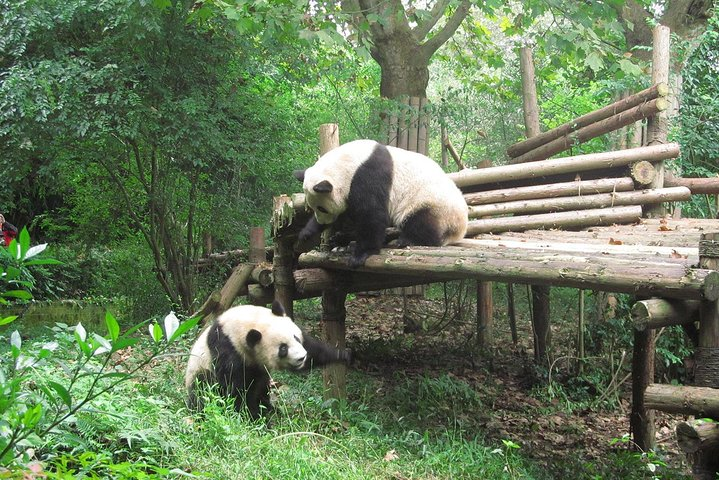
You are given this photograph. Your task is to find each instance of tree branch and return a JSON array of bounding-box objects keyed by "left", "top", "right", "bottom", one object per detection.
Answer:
[
  {"left": 412, "top": 0, "right": 451, "bottom": 41},
  {"left": 420, "top": 0, "right": 470, "bottom": 57}
]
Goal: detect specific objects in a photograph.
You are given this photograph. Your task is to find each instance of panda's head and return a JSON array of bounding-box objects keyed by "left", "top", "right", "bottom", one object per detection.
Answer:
[
  {"left": 294, "top": 168, "right": 346, "bottom": 225},
  {"left": 220, "top": 301, "right": 308, "bottom": 371}
]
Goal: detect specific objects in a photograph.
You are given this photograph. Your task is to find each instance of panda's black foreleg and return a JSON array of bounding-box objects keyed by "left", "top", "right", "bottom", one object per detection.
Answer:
[
  {"left": 300, "top": 332, "right": 352, "bottom": 370},
  {"left": 348, "top": 217, "right": 387, "bottom": 268},
  {"left": 298, "top": 216, "right": 324, "bottom": 243}
]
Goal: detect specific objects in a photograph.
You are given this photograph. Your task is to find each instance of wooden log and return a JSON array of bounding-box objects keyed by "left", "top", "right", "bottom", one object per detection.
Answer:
[
  {"left": 443, "top": 135, "right": 465, "bottom": 170},
  {"left": 248, "top": 284, "right": 274, "bottom": 306},
  {"left": 466, "top": 205, "right": 643, "bottom": 235},
  {"left": 632, "top": 327, "right": 656, "bottom": 451},
  {"left": 449, "top": 143, "right": 680, "bottom": 189},
  {"left": 645, "top": 383, "right": 719, "bottom": 417},
  {"left": 467, "top": 187, "right": 690, "bottom": 219},
  {"left": 665, "top": 172, "right": 719, "bottom": 195},
  {"left": 532, "top": 285, "right": 551, "bottom": 364},
  {"left": 519, "top": 47, "right": 540, "bottom": 139},
  {"left": 249, "top": 227, "right": 266, "bottom": 263},
  {"left": 644, "top": 26, "right": 671, "bottom": 218},
  {"left": 631, "top": 298, "right": 700, "bottom": 331},
  {"left": 298, "top": 248, "right": 719, "bottom": 301},
  {"left": 456, "top": 238, "right": 697, "bottom": 262},
  {"left": 697, "top": 232, "right": 719, "bottom": 388},
  {"left": 322, "top": 288, "right": 348, "bottom": 400},
  {"left": 676, "top": 420, "right": 719, "bottom": 455},
  {"left": 293, "top": 268, "right": 430, "bottom": 296},
  {"left": 193, "top": 290, "right": 221, "bottom": 320},
  {"left": 507, "top": 83, "right": 669, "bottom": 158},
  {"left": 464, "top": 177, "right": 635, "bottom": 206},
  {"left": 510, "top": 97, "right": 669, "bottom": 164},
  {"left": 251, "top": 264, "right": 274, "bottom": 287},
  {"left": 408, "top": 96, "right": 420, "bottom": 153},
  {"left": 630, "top": 161, "right": 657, "bottom": 186},
  {"left": 477, "top": 281, "right": 493, "bottom": 348}
]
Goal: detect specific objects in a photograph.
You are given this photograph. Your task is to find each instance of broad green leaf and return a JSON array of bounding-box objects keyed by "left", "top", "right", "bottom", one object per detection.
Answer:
[
  {"left": 111, "top": 337, "right": 139, "bottom": 351},
  {"left": 18, "top": 228, "right": 30, "bottom": 259},
  {"left": 150, "top": 323, "right": 163, "bottom": 343},
  {"left": 585, "top": 51, "right": 604, "bottom": 72},
  {"left": 2, "top": 290, "right": 33, "bottom": 300},
  {"left": 47, "top": 381, "right": 72, "bottom": 407},
  {"left": 169, "top": 316, "right": 200, "bottom": 343},
  {"left": 0, "top": 315, "right": 17, "bottom": 326},
  {"left": 105, "top": 312, "right": 120, "bottom": 341}
]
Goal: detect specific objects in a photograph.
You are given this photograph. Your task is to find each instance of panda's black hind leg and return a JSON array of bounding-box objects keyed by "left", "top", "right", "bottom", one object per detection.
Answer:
[{"left": 399, "top": 207, "right": 443, "bottom": 246}]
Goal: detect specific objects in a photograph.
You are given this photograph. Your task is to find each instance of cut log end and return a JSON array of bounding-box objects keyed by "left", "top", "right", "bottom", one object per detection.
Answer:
[
  {"left": 702, "top": 271, "right": 719, "bottom": 301},
  {"left": 630, "top": 161, "right": 657, "bottom": 186}
]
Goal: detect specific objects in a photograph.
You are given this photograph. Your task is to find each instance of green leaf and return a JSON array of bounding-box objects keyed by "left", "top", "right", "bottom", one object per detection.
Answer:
[
  {"left": 18, "top": 228, "right": 30, "bottom": 260},
  {"left": 111, "top": 337, "right": 139, "bottom": 351},
  {"left": 169, "top": 316, "right": 200, "bottom": 343},
  {"left": 24, "top": 243, "right": 47, "bottom": 260},
  {"left": 150, "top": 323, "right": 163, "bottom": 343},
  {"left": 23, "top": 258, "right": 64, "bottom": 267},
  {"left": 584, "top": 51, "right": 604, "bottom": 72},
  {"left": 2, "top": 290, "right": 33, "bottom": 300},
  {"left": 0, "top": 315, "right": 17, "bottom": 326},
  {"left": 47, "top": 381, "right": 72, "bottom": 407},
  {"left": 105, "top": 312, "right": 120, "bottom": 341}
]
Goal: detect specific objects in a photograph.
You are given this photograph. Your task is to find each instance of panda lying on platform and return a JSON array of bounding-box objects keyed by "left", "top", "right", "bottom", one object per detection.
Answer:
[
  {"left": 185, "top": 301, "right": 350, "bottom": 419},
  {"left": 294, "top": 139, "right": 468, "bottom": 268}
]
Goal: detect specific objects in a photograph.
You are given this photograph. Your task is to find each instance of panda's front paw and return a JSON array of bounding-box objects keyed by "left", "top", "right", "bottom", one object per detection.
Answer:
[{"left": 347, "top": 253, "right": 369, "bottom": 269}]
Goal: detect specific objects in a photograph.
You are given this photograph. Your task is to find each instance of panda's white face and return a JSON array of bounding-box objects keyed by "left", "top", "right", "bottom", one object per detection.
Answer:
[
  {"left": 302, "top": 174, "right": 345, "bottom": 225},
  {"left": 249, "top": 317, "right": 308, "bottom": 371}
]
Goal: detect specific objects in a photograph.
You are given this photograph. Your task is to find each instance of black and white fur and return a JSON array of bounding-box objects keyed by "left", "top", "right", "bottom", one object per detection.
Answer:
[
  {"left": 184, "top": 301, "right": 350, "bottom": 419},
  {"left": 294, "top": 139, "right": 468, "bottom": 268}
]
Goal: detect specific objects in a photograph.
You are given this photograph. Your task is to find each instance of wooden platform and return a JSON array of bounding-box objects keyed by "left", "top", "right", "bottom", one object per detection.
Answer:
[{"left": 296, "top": 218, "right": 719, "bottom": 301}]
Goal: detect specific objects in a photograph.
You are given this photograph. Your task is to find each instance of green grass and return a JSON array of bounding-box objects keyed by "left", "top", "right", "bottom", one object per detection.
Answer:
[{"left": 1, "top": 313, "right": 691, "bottom": 480}]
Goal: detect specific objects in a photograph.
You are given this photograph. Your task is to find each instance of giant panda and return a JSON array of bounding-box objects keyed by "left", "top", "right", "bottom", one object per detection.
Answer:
[
  {"left": 184, "top": 301, "right": 350, "bottom": 419},
  {"left": 294, "top": 139, "right": 468, "bottom": 268}
]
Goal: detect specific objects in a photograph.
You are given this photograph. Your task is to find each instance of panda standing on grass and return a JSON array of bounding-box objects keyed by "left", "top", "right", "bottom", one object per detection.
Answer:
[
  {"left": 294, "top": 139, "right": 468, "bottom": 268},
  {"left": 185, "top": 301, "right": 350, "bottom": 420}
]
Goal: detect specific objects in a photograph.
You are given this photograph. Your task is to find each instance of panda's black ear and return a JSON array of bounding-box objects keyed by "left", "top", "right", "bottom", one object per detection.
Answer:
[
  {"left": 246, "top": 329, "right": 262, "bottom": 348},
  {"left": 293, "top": 169, "right": 306, "bottom": 182},
  {"left": 313, "top": 180, "right": 333, "bottom": 193},
  {"left": 271, "top": 300, "right": 286, "bottom": 317}
]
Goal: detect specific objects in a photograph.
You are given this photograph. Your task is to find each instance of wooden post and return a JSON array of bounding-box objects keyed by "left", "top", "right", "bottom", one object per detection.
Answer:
[
  {"left": 322, "top": 288, "right": 348, "bottom": 400},
  {"left": 578, "top": 290, "right": 585, "bottom": 375},
  {"left": 631, "top": 324, "right": 656, "bottom": 451},
  {"left": 697, "top": 233, "right": 719, "bottom": 388},
  {"left": 519, "top": 46, "right": 550, "bottom": 366},
  {"left": 644, "top": 25, "right": 670, "bottom": 218},
  {"left": 317, "top": 124, "right": 347, "bottom": 400},
  {"left": 249, "top": 227, "right": 265, "bottom": 263},
  {"left": 507, "top": 283, "right": 518, "bottom": 345},
  {"left": 476, "top": 281, "right": 493, "bottom": 348}
]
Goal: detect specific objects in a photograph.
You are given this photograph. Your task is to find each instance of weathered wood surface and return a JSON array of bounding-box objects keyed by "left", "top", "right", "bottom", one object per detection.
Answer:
[
  {"left": 463, "top": 177, "right": 635, "bottom": 206},
  {"left": 645, "top": 383, "right": 719, "bottom": 417},
  {"left": 510, "top": 97, "right": 669, "bottom": 164},
  {"left": 630, "top": 161, "right": 657, "bottom": 186},
  {"left": 466, "top": 206, "right": 643, "bottom": 235},
  {"left": 507, "top": 83, "right": 669, "bottom": 158},
  {"left": 456, "top": 238, "right": 697, "bottom": 262},
  {"left": 293, "top": 268, "right": 429, "bottom": 295},
  {"left": 631, "top": 298, "right": 700, "bottom": 331},
  {"left": 467, "top": 186, "right": 690, "bottom": 219},
  {"left": 449, "top": 143, "right": 680, "bottom": 189},
  {"left": 676, "top": 420, "right": 719, "bottom": 454},
  {"left": 298, "top": 246, "right": 719, "bottom": 301},
  {"left": 665, "top": 172, "right": 719, "bottom": 194}
]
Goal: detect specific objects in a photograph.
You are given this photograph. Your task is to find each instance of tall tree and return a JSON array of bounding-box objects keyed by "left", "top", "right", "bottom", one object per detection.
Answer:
[{"left": 342, "top": 0, "right": 471, "bottom": 98}]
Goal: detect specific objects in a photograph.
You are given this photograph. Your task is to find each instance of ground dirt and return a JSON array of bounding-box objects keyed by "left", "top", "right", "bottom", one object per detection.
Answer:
[{"left": 338, "top": 293, "right": 692, "bottom": 477}]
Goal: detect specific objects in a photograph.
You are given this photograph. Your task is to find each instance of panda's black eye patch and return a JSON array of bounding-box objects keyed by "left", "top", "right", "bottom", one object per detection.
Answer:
[
  {"left": 279, "top": 343, "right": 288, "bottom": 358},
  {"left": 316, "top": 206, "right": 329, "bottom": 214}
]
